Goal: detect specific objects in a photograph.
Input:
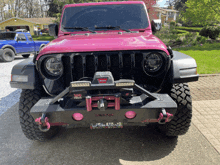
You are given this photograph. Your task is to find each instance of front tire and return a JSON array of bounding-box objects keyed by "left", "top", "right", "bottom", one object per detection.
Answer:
[
  {"left": 19, "top": 88, "right": 60, "bottom": 141},
  {"left": 159, "top": 83, "right": 192, "bottom": 136},
  {"left": 0, "top": 48, "right": 15, "bottom": 62}
]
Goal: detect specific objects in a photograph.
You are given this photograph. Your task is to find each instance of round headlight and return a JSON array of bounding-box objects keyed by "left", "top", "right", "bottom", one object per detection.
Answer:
[
  {"left": 44, "top": 57, "right": 63, "bottom": 77},
  {"left": 143, "top": 53, "right": 163, "bottom": 73}
]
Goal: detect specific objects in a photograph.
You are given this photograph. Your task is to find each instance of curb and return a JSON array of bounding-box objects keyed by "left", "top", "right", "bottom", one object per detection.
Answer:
[{"left": 199, "top": 74, "right": 220, "bottom": 77}]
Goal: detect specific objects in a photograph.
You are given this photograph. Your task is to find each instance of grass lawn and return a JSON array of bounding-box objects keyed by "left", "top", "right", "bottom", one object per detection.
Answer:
[
  {"left": 173, "top": 43, "right": 220, "bottom": 74},
  {"left": 32, "top": 35, "right": 55, "bottom": 41}
]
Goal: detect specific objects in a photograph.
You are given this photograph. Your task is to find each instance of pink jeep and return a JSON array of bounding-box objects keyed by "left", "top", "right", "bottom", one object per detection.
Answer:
[{"left": 10, "top": 1, "right": 198, "bottom": 141}]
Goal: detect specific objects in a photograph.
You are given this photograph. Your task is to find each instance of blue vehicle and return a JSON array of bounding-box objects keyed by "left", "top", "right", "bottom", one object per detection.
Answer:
[{"left": 0, "top": 32, "right": 49, "bottom": 62}]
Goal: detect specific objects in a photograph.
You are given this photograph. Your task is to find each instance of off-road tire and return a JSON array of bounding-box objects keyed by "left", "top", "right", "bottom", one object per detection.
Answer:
[
  {"left": 22, "top": 54, "right": 30, "bottom": 58},
  {"left": 0, "top": 48, "right": 15, "bottom": 62},
  {"left": 159, "top": 83, "right": 192, "bottom": 136},
  {"left": 19, "top": 88, "right": 60, "bottom": 141}
]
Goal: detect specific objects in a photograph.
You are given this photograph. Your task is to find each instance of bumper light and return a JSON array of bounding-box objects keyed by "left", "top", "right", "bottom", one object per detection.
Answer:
[
  {"left": 125, "top": 111, "right": 136, "bottom": 119},
  {"left": 11, "top": 75, "right": 28, "bottom": 82},
  {"left": 115, "top": 82, "right": 134, "bottom": 87},
  {"left": 72, "top": 113, "right": 84, "bottom": 121},
  {"left": 71, "top": 81, "right": 91, "bottom": 87}
]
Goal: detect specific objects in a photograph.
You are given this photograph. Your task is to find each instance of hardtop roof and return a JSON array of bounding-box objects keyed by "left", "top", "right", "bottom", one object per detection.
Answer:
[{"left": 64, "top": 1, "right": 145, "bottom": 9}]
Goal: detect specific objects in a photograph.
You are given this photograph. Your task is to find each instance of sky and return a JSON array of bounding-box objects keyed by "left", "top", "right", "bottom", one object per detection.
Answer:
[{"left": 157, "top": 0, "right": 168, "bottom": 7}]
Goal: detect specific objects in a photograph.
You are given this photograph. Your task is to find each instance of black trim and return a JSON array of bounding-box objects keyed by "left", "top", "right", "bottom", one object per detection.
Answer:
[
  {"left": 10, "top": 58, "right": 36, "bottom": 89},
  {"left": 174, "top": 75, "right": 199, "bottom": 83},
  {"left": 10, "top": 81, "right": 35, "bottom": 89}
]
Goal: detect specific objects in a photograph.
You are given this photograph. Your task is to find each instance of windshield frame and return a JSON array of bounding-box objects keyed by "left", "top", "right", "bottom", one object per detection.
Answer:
[{"left": 59, "top": 2, "right": 151, "bottom": 36}]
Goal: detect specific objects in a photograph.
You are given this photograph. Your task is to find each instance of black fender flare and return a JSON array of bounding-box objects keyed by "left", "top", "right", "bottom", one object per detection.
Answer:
[
  {"left": 10, "top": 58, "right": 37, "bottom": 89},
  {"left": 1, "top": 45, "right": 17, "bottom": 54},
  {"left": 172, "top": 51, "right": 199, "bottom": 83}
]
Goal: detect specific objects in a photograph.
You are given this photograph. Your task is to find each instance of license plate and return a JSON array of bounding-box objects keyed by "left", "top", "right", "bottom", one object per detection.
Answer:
[{"left": 90, "top": 122, "right": 123, "bottom": 129}]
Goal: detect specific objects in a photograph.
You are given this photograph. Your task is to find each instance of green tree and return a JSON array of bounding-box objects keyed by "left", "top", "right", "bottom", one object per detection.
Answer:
[{"left": 182, "top": 0, "right": 220, "bottom": 26}]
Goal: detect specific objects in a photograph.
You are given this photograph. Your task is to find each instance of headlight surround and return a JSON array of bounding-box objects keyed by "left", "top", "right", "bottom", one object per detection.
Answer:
[
  {"left": 143, "top": 53, "right": 163, "bottom": 72},
  {"left": 41, "top": 54, "right": 63, "bottom": 79}
]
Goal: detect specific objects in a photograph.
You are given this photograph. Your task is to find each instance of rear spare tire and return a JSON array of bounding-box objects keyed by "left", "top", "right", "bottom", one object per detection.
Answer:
[
  {"left": 19, "top": 87, "right": 60, "bottom": 141},
  {"left": 159, "top": 83, "right": 192, "bottom": 136},
  {"left": 0, "top": 48, "right": 15, "bottom": 62}
]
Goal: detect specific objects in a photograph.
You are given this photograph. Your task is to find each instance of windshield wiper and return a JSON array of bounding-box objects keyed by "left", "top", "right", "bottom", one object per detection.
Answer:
[
  {"left": 63, "top": 27, "right": 97, "bottom": 33},
  {"left": 95, "top": 26, "right": 131, "bottom": 32}
]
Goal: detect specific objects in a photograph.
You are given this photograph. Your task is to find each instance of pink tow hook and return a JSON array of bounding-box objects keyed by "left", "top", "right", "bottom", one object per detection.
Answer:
[
  {"left": 35, "top": 116, "right": 51, "bottom": 132},
  {"left": 157, "top": 109, "right": 173, "bottom": 124}
]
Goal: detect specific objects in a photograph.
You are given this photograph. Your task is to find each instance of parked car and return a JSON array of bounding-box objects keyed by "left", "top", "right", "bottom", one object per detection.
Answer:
[
  {"left": 10, "top": 1, "right": 198, "bottom": 141},
  {"left": 0, "top": 32, "right": 49, "bottom": 62},
  {"left": 15, "top": 29, "right": 29, "bottom": 33}
]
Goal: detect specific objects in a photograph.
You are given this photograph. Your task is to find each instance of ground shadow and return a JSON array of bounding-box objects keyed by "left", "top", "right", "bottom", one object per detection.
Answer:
[{"left": 25, "top": 125, "right": 177, "bottom": 165}]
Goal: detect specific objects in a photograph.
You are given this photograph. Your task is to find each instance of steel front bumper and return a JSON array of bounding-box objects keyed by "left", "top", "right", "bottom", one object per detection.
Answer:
[{"left": 30, "top": 93, "right": 177, "bottom": 128}]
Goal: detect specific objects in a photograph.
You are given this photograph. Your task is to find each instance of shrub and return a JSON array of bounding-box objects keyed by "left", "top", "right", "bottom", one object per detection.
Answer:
[
  {"left": 199, "top": 26, "right": 220, "bottom": 40},
  {"left": 196, "top": 35, "right": 207, "bottom": 44},
  {"left": 200, "top": 37, "right": 207, "bottom": 44},
  {"left": 196, "top": 35, "right": 202, "bottom": 42},
  {"left": 170, "top": 21, "right": 176, "bottom": 27}
]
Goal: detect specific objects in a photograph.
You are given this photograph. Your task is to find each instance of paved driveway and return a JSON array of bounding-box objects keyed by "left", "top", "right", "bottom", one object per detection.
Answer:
[
  {"left": 0, "top": 58, "right": 220, "bottom": 165},
  {"left": 0, "top": 103, "right": 220, "bottom": 165}
]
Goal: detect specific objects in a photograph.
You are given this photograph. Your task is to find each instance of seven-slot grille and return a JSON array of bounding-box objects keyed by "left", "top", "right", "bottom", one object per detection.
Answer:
[
  {"left": 70, "top": 51, "right": 146, "bottom": 83},
  {"left": 61, "top": 50, "right": 167, "bottom": 88}
]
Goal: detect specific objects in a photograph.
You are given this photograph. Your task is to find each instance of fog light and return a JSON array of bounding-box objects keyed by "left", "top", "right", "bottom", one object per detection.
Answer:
[
  {"left": 125, "top": 111, "right": 136, "bottom": 119},
  {"left": 11, "top": 75, "right": 28, "bottom": 82},
  {"left": 72, "top": 113, "right": 84, "bottom": 121}
]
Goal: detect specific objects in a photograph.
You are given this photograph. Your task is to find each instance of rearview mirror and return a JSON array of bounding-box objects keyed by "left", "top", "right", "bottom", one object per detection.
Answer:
[{"left": 49, "top": 24, "right": 58, "bottom": 38}]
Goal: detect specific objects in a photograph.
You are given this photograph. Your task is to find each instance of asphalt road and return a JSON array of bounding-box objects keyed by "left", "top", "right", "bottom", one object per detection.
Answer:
[{"left": 1, "top": 103, "right": 220, "bottom": 165}]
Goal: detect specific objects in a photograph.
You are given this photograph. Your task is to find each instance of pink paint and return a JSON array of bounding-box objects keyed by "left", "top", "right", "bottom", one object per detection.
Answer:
[
  {"left": 86, "top": 96, "right": 92, "bottom": 112},
  {"left": 36, "top": 1, "right": 169, "bottom": 60},
  {"left": 92, "top": 96, "right": 115, "bottom": 101},
  {"left": 125, "top": 111, "right": 136, "bottom": 119},
  {"left": 44, "top": 117, "right": 50, "bottom": 130},
  {"left": 35, "top": 117, "right": 50, "bottom": 130},
  {"left": 35, "top": 117, "right": 42, "bottom": 124},
  {"left": 72, "top": 113, "right": 84, "bottom": 121},
  {"left": 115, "top": 96, "right": 120, "bottom": 110},
  {"left": 165, "top": 113, "right": 173, "bottom": 122},
  {"left": 36, "top": 32, "right": 169, "bottom": 60},
  {"left": 157, "top": 113, "right": 164, "bottom": 122}
]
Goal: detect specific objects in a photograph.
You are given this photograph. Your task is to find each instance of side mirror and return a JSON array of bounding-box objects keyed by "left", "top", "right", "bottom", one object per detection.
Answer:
[
  {"left": 15, "top": 37, "right": 21, "bottom": 41},
  {"left": 49, "top": 24, "right": 58, "bottom": 37},
  {"left": 151, "top": 20, "right": 157, "bottom": 34}
]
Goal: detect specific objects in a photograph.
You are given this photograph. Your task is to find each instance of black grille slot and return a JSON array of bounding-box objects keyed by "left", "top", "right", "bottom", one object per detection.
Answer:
[
  {"left": 110, "top": 54, "right": 120, "bottom": 80},
  {"left": 73, "top": 55, "right": 83, "bottom": 81},
  {"left": 98, "top": 55, "right": 107, "bottom": 71},
  {"left": 69, "top": 51, "right": 162, "bottom": 85},
  {"left": 86, "top": 55, "right": 95, "bottom": 78},
  {"left": 122, "top": 53, "right": 132, "bottom": 79}
]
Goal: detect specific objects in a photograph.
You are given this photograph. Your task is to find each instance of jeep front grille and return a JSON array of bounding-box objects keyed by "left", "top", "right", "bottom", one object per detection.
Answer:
[{"left": 61, "top": 50, "right": 168, "bottom": 90}]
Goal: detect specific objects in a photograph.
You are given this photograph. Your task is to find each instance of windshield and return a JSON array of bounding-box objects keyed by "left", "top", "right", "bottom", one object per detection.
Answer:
[
  {"left": 0, "top": 33, "right": 16, "bottom": 40},
  {"left": 61, "top": 4, "right": 149, "bottom": 32}
]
